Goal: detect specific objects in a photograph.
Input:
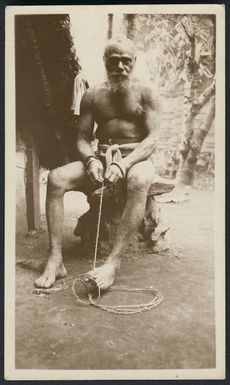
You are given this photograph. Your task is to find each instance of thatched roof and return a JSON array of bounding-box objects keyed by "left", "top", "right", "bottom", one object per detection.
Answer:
[{"left": 16, "top": 14, "right": 82, "bottom": 168}]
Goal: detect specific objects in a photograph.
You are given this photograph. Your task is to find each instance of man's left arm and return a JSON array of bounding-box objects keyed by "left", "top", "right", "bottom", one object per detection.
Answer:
[{"left": 121, "top": 87, "right": 161, "bottom": 172}]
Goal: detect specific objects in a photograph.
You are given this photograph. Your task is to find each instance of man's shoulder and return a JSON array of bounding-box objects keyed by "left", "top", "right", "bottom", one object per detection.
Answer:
[
  {"left": 85, "top": 82, "right": 108, "bottom": 97},
  {"left": 81, "top": 82, "right": 107, "bottom": 108},
  {"left": 133, "top": 78, "right": 161, "bottom": 110},
  {"left": 133, "top": 78, "right": 158, "bottom": 97}
]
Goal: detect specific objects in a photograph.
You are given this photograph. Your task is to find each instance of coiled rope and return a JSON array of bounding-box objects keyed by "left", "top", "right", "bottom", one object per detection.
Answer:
[{"left": 72, "top": 278, "right": 163, "bottom": 315}]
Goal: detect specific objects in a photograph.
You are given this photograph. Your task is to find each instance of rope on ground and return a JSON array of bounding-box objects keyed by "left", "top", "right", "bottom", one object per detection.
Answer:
[
  {"left": 72, "top": 277, "right": 163, "bottom": 315},
  {"left": 32, "top": 274, "right": 163, "bottom": 314}
]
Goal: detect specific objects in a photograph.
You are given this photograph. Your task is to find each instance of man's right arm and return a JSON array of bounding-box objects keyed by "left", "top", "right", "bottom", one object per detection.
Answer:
[
  {"left": 77, "top": 90, "right": 95, "bottom": 163},
  {"left": 77, "top": 90, "right": 104, "bottom": 184}
]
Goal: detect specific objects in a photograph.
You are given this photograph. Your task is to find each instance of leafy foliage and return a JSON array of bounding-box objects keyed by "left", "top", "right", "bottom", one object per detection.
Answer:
[{"left": 131, "top": 14, "right": 215, "bottom": 94}]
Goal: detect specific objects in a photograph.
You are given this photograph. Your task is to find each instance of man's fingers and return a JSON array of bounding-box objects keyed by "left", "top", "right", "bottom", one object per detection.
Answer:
[
  {"left": 89, "top": 174, "right": 97, "bottom": 185},
  {"left": 104, "top": 170, "right": 113, "bottom": 182},
  {"left": 104, "top": 169, "right": 111, "bottom": 180},
  {"left": 98, "top": 168, "right": 104, "bottom": 182},
  {"left": 88, "top": 171, "right": 104, "bottom": 185},
  {"left": 96, "top": 168, "right": 104, "bottom": 183},
  {"left": 104, "top": 165, "right": 123, "bottom": 184},
  {"left": 104, "top": 169, "right": 116, "bottom": 180},
  {"left": 97, "top": 173, "right": 104, "bottom": 183},
  {"left": 87, "top": 161, "right": 104, "bottom": 184},
  {"left": 88, "top": 171, "right": 98, "bottom": 185},
  {"left": 106, "top": 174, "right": 118, "bottom": 184}
]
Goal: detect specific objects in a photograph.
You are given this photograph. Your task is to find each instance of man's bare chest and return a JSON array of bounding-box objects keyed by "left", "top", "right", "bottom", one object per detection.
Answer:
[{"left": 93, "top": 91, "right": 143, "bottom": 124}]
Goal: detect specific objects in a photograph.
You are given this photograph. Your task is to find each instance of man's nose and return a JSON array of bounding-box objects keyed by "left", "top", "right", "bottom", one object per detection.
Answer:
[{"left": 118, "top": 60, "right": 124, "bottom": 69}]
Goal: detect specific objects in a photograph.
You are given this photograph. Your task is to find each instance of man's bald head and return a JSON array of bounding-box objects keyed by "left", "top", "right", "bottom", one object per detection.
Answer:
[{"left": 103, "top": 36, "right": 136, "bottom": 60}]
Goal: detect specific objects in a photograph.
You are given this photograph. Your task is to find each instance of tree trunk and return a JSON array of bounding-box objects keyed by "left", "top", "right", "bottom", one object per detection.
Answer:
[
  {"left": 176, "top": 16, "right": 215, "bottom": 186},
  {"left": 177, "top": 95, "right": 215, "bottom": 185},
  {"left": 176, "top": 18, "right": 197, "bottom": 185}
]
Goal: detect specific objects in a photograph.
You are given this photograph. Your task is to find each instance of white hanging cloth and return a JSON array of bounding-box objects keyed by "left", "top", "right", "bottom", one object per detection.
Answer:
[{"left": 71, "top": 72, "right": 89, "bottom": 115}]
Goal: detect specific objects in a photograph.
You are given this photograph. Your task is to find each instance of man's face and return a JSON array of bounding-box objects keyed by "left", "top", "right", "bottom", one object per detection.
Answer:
[
  {"left": 104, "top": 45, "right": 136, "bottom": 82},
  {"left": 105, "top": 53, "right": 135, "bottom": 79}
]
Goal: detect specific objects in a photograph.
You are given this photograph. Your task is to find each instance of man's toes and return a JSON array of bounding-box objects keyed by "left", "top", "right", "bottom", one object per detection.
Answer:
[
  {"left": 35, "top": 280, "right": 43, "bottom": 288},
  {"left": 94, "top": 280, "right": 103, "bottom": 290},
  {"left": 98, "top": 282, "right": 106, "bottom": 290},
  {"left": 95, "top": 277, "right": 110, "bottom": 290},
  {"left": 88, "top": 271, "right": 98, "bottom": 280},
  {"left": 35, "top": 274, "right": 54, "bottom": 288},
  {"left": 35, "top": 277, "right": 44, "bottom": 287},
  {"left": 94, "top": 277, "right": 102, "bottom": 286},
  {"left": 43, "top": 279, "right": 54, "bottom": 288}
]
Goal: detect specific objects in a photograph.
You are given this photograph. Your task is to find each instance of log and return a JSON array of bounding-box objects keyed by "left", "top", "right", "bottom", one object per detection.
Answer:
[{"left": 74, "top": 178, "right": 175, "bottom": 257}]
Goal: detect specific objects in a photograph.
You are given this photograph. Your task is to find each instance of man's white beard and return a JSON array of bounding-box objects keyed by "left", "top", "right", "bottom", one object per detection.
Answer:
[{"left": 108, "top": 75, "right": 131, "bottom": 94}]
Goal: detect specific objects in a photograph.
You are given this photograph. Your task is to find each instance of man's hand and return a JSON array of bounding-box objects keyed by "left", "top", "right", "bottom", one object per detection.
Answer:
[
  {"left": 87, "top": 159, "right": 104, "bottom": 184},
  {"left": 105, "top": 159, "right": 128, "bottom": 184}
]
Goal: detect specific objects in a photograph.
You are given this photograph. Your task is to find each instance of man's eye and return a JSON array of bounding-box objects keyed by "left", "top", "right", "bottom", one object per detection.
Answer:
[
  {"left": 108, "top": 57, "right": 132, "bottom": 66},
  {"left": 122, "top": 58, "right": 131, "bottom": 65},
  {"left": 108, "top": 58, "right": 119, "bottom": 66}
]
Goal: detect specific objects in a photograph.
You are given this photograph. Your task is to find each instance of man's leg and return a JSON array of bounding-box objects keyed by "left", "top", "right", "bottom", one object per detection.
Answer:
[
  {"left": 35, "top": 161, "right": 91, "bottom": 288},
  {"left": 89, "top": 160, "right": 153, "bottom": 289}
]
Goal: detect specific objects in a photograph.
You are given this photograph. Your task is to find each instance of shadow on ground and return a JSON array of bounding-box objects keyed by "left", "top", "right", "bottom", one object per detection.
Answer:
[{"left": 15, "top": 189, "right": 215, "bottom": 370}]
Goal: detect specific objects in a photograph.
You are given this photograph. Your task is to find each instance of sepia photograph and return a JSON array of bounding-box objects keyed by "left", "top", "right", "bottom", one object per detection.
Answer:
[{"left": 5, "top": 4, "right": 225, "bottom": 381}]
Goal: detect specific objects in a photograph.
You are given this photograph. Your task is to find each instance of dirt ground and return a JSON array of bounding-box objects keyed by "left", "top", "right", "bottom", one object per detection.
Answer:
[{"left": 15, "top": 188, "right": 215, "bottom": 370}]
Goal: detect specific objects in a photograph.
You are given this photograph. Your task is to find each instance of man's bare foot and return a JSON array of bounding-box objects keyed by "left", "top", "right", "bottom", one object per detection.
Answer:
[
  {"left": 88, "top": 260, "right": 120, "bottom": 290},
  {"left": 35, "top": 259, "right": 67, "bottom": 288}
]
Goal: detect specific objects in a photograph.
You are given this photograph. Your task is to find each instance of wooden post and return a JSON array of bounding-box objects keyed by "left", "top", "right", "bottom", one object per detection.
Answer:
[
  {"left": 125, "top": 14, "right": 136, "bottom": 39},
  {"left": 25, "top": 137, "right": 40, "bottom": 231},
  {"left": 107, "top": 14, "right": 113, "bottom": 39}
]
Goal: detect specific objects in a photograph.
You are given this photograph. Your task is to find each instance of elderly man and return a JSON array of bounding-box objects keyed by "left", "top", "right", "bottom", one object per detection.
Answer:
[{"left": 35, "top": 36, "right": 161, "bottom": 289}]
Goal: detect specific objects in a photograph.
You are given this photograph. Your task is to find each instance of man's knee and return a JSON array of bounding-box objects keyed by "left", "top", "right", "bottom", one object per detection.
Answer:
[
  {"left": 48, "top": 168, "right": 68, "bottom": 193},
  {"left": 127, "top": 163, "right": 153, "bottom": 193}
]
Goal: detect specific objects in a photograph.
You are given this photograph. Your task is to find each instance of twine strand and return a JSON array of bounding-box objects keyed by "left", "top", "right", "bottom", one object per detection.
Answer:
[{"left": 93, "top": 180, "right": 104, "bottom": 269}]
